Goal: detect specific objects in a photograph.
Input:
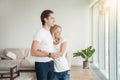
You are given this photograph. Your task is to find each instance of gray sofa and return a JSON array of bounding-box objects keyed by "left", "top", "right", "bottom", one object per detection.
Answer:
[{"left": 0, "top": 48, "right": 35, "bottom": 71}]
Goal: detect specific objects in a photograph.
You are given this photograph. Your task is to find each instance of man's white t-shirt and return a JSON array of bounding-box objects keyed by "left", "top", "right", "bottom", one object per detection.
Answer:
[
  {"left": 54, "top": 38, "right": 69, "bottom": 72},
  {"left": 33, "top": 28, "right": 54, "bottom": 62}
]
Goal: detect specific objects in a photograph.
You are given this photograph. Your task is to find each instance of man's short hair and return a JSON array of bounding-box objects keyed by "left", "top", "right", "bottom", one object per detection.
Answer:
[{"left": 40, "top": 10, "right": 54, "bottom": 25}]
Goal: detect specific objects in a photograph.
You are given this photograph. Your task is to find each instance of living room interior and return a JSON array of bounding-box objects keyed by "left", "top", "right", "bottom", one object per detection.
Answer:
[{"left": 0, "top": 0, "right": 120, "bottom": 80}]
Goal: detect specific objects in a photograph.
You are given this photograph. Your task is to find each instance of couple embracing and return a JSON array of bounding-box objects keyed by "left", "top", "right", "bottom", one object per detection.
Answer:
[{"left": 31, "top": 10, "right": 70, "bottom": 80}]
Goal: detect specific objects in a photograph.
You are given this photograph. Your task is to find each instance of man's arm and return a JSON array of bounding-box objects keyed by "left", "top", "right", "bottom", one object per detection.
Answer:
[
  {"left": 31, "top": 40, "right": 59, "bottom": 59},
  {"left": 31, "top": 40, "right": 49, "bottom": 57}
]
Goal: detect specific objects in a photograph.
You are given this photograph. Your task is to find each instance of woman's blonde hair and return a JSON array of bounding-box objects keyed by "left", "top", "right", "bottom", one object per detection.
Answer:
[
  {"left": 50, "top": 24, "right": 62, "bottom": 42},
  {"left": 50, "top": 24, "right": 62, "bottom": 36}
]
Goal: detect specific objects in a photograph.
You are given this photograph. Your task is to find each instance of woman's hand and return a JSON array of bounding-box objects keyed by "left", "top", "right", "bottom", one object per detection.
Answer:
[{"left": 51, "top": 53, "right": 60, "bottom": 59}]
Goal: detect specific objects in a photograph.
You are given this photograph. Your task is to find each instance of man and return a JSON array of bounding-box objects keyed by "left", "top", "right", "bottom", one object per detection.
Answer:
[{"left": 31, "top": 10, "right": 59, "bottom": 80}]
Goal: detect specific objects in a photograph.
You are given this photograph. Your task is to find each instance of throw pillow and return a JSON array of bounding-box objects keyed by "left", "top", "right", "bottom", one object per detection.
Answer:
[{"left": 6, "top": 51, "right": 16, "bottom": 60}]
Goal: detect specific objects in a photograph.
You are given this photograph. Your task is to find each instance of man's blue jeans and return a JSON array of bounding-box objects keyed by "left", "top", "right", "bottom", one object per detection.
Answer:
[
  {"left": 35, "top": 61, "right": 54, "bottom": 80},
  {"left": 54, "top": 70, "right": 70, "bottom": 80}
]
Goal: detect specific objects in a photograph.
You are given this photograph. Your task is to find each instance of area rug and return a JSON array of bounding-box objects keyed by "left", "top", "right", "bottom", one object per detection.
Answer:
[{"left": 1, "top": 72, "right": 37, "bottom": 80}]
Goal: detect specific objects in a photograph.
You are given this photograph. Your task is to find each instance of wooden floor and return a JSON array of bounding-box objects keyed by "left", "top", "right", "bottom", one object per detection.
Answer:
[
  {"left": 70, "top": 66, "right": 100, "bottom": 80},
  {"left": 0, "top": 66, "right": 100, "bottom": 80}
]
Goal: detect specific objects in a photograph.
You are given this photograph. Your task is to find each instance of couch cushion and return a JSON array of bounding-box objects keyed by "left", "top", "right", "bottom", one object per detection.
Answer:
[
  {"left": 23, "top": 48, "right": 30, "bottom": 58},
  {"left": 4, "top": 48, "right": 26, "bottom": 59},
  {"left": 20, "top": 49, "right": 35, "bottom": 68},
  {"left": 0, "top": 60, "right": 21, "bottom": 71},
  {"left": 26, "top": 50, "right": 35, "bottom": 64},
  {"left": 20, "top": 59, "right": 34, "bottom": 68}
]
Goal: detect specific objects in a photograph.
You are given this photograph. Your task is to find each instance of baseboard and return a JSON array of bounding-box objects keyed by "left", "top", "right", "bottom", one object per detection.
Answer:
[{"left": 20, "top": 70, "right": 35, "bottom": 72}]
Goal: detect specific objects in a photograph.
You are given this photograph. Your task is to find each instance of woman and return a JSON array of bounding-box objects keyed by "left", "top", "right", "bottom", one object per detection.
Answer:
[{"left": 50, "top": 24, "right": 70, "bottom": 80}]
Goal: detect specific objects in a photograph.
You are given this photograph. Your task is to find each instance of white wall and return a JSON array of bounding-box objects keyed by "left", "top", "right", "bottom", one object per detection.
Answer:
[
  {"left": 89, "top": 0, "right": 97, "bottom": 4},
  {"left": 0, "top": 0, "right": 90, "bottom": 65}
]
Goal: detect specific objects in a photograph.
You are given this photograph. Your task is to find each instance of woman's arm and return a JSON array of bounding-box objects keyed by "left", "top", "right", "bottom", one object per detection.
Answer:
[{"left": 55, "top": 41, "right": 67, "bottom": 57}]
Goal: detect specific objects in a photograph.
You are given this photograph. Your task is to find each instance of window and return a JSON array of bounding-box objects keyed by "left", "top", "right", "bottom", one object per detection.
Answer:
[
  {"left": 117, "top": 0, "right": 120, "bottom": 79},
  {"left": 91, "top": 0, "right": 110, "bottom": 79},
  {"left": 105, "top": 8, "right": 109, "bottom": 79},
  {"left": 92, "top": 3, "right": 99, "bottom": 68}
]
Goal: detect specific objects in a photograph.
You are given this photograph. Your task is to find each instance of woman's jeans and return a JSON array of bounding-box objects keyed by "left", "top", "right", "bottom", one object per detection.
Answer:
[
  {"left": 35, "top": 61, "right": 54, "bottom": 80},
  {"left": 54, "top": 70, "right": 70, "bottom": 80}
]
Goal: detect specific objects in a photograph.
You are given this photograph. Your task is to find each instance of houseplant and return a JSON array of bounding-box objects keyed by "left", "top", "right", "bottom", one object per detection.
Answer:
[{"left": 73, "top": 46, "right": 95, "bottom": 69}]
